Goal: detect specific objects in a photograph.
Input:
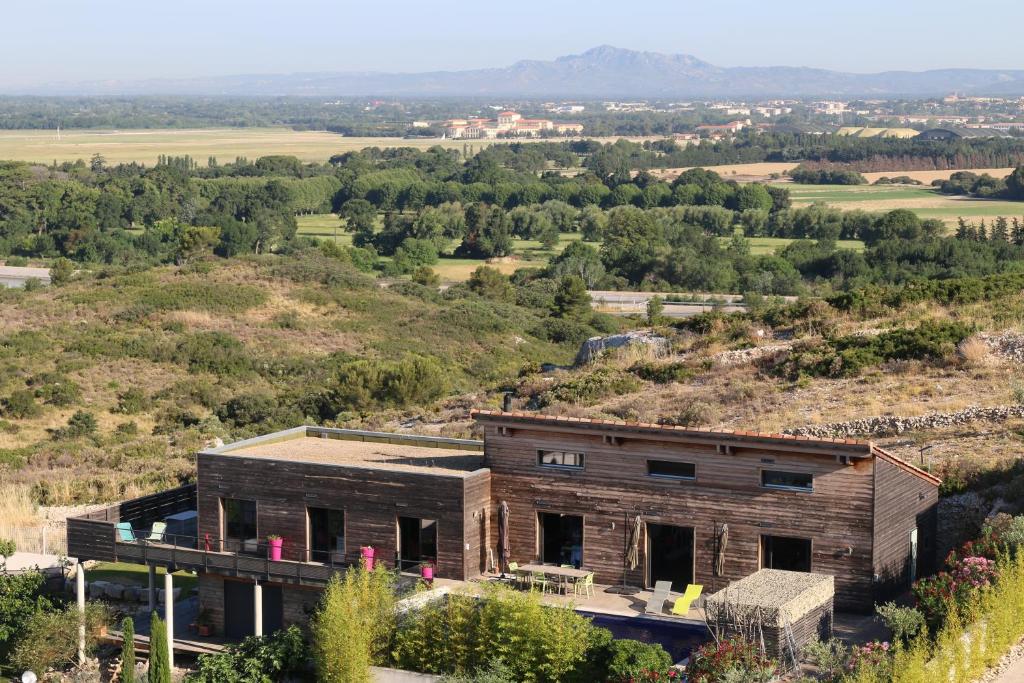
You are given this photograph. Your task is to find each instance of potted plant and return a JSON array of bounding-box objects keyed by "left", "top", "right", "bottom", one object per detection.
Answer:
[
  {"left": 267, "top": 534, "right": 283, "bottom": 561},
  {"left": 421, "top": 561, "right": 434, "bottom": 582},
  {"left": 196, "top": 608, "right": 213, "bottom": 637}
]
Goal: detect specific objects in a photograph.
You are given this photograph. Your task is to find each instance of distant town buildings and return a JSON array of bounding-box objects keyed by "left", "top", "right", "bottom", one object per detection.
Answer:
[{"left": 441, "top": 111, "right": 583, "bottom": 139}]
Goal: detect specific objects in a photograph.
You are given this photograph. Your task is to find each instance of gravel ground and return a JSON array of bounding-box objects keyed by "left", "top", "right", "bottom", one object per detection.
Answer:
[{"left": 978, "top": 637, "right": 1024, "bottom": 682}]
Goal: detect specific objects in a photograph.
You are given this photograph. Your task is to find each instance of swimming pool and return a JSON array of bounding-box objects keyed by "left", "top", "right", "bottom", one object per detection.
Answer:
[{"left": 578, "top": 610, "right": 710, "bottom": 662}]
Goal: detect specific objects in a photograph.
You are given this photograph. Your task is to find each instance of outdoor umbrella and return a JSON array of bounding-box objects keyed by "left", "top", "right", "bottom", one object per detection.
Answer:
[
  {"left": 715, "top": 523, "right": 729, "bottom": 577},
  {"left": 497, "top": 500, "right": 510, "bottom": 575},
  {"left": 626, "top": 514, "right": 642, "bottom": 571}
]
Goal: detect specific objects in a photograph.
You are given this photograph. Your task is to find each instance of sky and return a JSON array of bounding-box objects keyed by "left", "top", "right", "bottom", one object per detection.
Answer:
[{"left": 3, "top": 0, "right": 1024, "bottom": 88}]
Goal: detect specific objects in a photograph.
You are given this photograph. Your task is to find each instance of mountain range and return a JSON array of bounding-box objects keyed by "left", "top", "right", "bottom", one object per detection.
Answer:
[{"left": 13, "top": 46, "right": 1024, "bottom": 98}]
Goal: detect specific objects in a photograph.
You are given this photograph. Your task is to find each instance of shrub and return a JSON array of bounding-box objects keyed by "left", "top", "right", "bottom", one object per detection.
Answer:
[
  {"left": 533, "top": 317, "right": 592, "bottom": 345},
  {"left": 875, "top": 603, "right": 926, "bottom": 645},
  {"left": 189, "top": 625, "right": 307, "bottom": 683},
  {"left": 604, "top": 638, "right": 675, "bottom": 682},
  {"left": 51, "top": 410, "right": 98, "bottom": 440},
  {"left": 149, "top": 612, "right": 171, "bottom": 683},
  {"left": 174, "top": 331, "right": 252, "bottom": 376},
  {"left": 216, "top": 394, "right": 278, "bottom": 428},
  {"left": 33, "top": 374, "right": 82, "bottom": 406},
  {"left": 2, "top": 389, "right": 40, "bottom": 419},
  {"left": 0, "top": 570, "right": 53, "bottom": 654},
  {"left": 122, "top": 616, "right": 136, "bottom": 683},
  {"left": 800, "top": 637, "right": 849, "bottom": 681},
  {"left": 846, "top": 641, "right": 892, "bottom": 677},
  {"left": 114, "top": 387, "right": 150, "bottom": 415},
  {"left": 10, "top": 602, "right": 110, "bottom": 676},
  {"left": 325, "top": 355, "right": 448, "bottom": 414},
  {"left": 537, "top": 368, "right": 640, "bottom": 407},
  {"left": 0, "top": 538, "right": 15, "bottom": 558},
  {"left": 312, "top": 565, "right": 396, "bottom": 683},
  {"left": 687, "top": 636, "right": 777, "bottom": 683},
  {"left": 630, "top": 361, "right": 694, "bottom": 384}
]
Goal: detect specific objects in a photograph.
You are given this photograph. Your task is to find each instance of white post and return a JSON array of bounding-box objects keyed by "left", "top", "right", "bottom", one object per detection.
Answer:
[
  {"left": 76, "top": 565, "right": 86, "bottom": 665},
  {"left": 253, "top": 580, "right": 263, "bottom": 638},
  {"left": 148, "top": 564, "right": 156, "bottom": 612},
  {"left": 164, "top": 570, "right": 174, "bottom": 670}
]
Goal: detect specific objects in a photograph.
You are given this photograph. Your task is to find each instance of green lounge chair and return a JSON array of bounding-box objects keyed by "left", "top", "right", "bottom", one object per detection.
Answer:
[
  {"left": 146, "top": 522, "right": 167, "bottom": 543},
  {"left": 507, "top": 562, "right": 525, "bottom": 588},
  {"left": 115, "top": 522, "right": 136, "bottom": 543},
  {"left": 531, "top": 571, "right": 551, "bottom": 593},
  {"left": 671, "top": 584, "right": 703, "bottom": 616}
]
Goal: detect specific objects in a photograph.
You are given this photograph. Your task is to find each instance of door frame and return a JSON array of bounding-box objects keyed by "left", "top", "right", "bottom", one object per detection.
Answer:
[
  {"left": 644, "top": 521, "right": 696, "bottom": 590},
  {"left": 536, "top": 510, "right": 586, "bottom": 567}
]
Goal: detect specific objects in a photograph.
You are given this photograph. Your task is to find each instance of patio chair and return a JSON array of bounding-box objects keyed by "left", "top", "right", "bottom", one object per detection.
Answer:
[
  {"left": 574, "top": 572, "right": 595, "bottom": 599},
  {"left": 531, "top": 571, "right": 552, "bottom": 594},
  {"left": 115, "top": 522, "right": 136, "bottom": 543},
  {"left": 671, "top": 584, "right": 703, "bottom": 616},
  {"left": 145, "top": 522, "right": 167, "bottom": 543},
  {"left": 645, "top": 580, "right": 672, "bottom": 614},
  {"left": 507, "top": 562, "right": 526, "bottom": 588}
]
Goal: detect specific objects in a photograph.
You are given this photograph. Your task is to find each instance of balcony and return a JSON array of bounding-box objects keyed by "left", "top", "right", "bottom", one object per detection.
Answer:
[{"left": 66, "top": 484, "right": 348, "bottom": 587}]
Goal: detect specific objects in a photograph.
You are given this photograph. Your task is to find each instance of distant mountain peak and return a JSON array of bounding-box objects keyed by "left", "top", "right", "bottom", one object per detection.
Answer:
[{"left": 12, "top": 46, "right": 1024, "bottom": 98}]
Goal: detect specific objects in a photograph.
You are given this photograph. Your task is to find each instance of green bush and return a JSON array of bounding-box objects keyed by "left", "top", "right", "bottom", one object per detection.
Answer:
[
  {"left": 189, "top": 625, "right": 307, "bottom": 683},
  {"left": 122, "top": 616, "right": 136, "bottom": 683},
  {"left": 875, "top": 602, "right": 926, "bottom": 645},
  {"left": 538, "top": 368, "right": 641, "bottom": 407},
  {"left": 31, "top": 373, "right": 82, "bottom": 406},
  {"left": 687, "top": 637, "right": 776, "bottom": 683},
  {"left": 149, "top": 612, "right": 171, "bottom": 683},
  {"left": 51, "top": 410, "right": 97, "bottom": 440},
  {"left": 11, "top": 603, "right": 110, "bottom": 676},
  {"left": 323, "top": 355, "right": 448, "bottom": 415},
  {"left": 604, "top": 639, "right": 674, "bottom": 682},
  {"left": 2, "top": 389, "right": 41, "bottom": 419},
  {"left": 312, "top": 565, "right": 396, "bottom": 683},
  {"left": 0, "top": 538, "right": 15, "bottom": 558},
  {"left": 630, "top": 361, "right": 695, "bottom": 384},
  {"left": 174, "top": 332, "right": 252, "bottom": 376},
  {"left": 113, "top": 387, "right": 150, "bottom": 415},
  {"left": 134, "top": 282, "right": 267, "bottom": 314}
]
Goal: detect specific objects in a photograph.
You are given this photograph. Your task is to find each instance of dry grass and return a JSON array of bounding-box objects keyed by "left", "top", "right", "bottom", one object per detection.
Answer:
[{"left": 959, "top": 335, "right": 994, "bottom": 367}]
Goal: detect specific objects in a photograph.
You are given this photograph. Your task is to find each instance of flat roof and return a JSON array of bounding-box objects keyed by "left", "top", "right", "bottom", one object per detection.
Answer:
[{"left": 205, "top": 427, "right": 485, "bottom": 477}]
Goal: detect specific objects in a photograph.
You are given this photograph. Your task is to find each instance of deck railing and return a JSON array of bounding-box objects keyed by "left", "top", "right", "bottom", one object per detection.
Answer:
[{"left": 66, "top": 484, "right": 352, "bottom": 586}]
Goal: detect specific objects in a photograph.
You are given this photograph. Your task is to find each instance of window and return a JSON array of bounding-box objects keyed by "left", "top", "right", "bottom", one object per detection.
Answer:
[
  {"left": 222, "top": 498, "right": 258, "bottom": 554},
  {"left": 647, "top": 460, "right": 696, "bottom": 480},
  {"left": 761, "top": 470, "right": 813, "bottom": 492},
  {"left": 538, "top": 450, "right": 584, "bottom": 469},
  {"left": 308, "top": 507, "right": 345, "bottom": 564},
  {"left": 539, "top": 512, "right": 583, "bottom": 567},
  {"left": 761, "top": 535, "right": 812, "bottom": 572}
]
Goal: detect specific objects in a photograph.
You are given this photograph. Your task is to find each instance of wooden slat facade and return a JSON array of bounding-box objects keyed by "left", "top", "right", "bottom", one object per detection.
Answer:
[
  {"left": 476, "top": 415, "right": 940, "bottom": 612},
  {"left": 872, "top": 454, "right": 939, "bottom": 598},
  {"left": 196, "top": 452, "right": 488, "bottom": 581}
]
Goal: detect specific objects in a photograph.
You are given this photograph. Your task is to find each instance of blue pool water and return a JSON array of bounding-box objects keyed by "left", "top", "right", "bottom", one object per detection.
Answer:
[{"left": 578, "top": 610, "right": 710, "bottom": 662}]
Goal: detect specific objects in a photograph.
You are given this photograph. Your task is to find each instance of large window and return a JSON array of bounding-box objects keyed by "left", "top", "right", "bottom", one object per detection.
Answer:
[
  {"left": 761, "top": 535, "right": 812, "bottom": 573},
  {"left": 398, "top": 516, "right": 437, "bottom": 571},
  {"left": 539, "top": 512, "right": 583, "bottom": 567},
  {"left": 761, "top": 470, "right": 813, "bottom": 492},
  {"left": 222, "top": 498, "right": 258, "bottom": 555},
  {"left": 308, "top": 507, "right": 345, "bottom": 564},
  {"left": 538, "top": 450, "right": 585, "bottom": 470},
  {"left": 647, "top": 460, "right": 696, "bottom": 480}
]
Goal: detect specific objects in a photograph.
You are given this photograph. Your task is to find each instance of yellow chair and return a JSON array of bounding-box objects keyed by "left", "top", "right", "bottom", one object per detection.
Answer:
[{"left": 671, "top": 584, "right": 703, "bottom": 616}]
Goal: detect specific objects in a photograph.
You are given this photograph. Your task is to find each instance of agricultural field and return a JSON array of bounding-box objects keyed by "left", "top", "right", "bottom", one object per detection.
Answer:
[
  {"left": 0, "top": 128, "right": 511, "bottom": 166},
  {"left": 784, "top": 183, "right": 1024, "bottom": 228}
]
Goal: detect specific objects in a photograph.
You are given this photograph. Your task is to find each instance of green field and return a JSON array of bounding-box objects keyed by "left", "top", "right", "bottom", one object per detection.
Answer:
[
  {"left": 86, "top": 562, "right": 197, "bottom": 595},
  {"left": 784, "top": 184, "right": 1024, "bottom": 228}
]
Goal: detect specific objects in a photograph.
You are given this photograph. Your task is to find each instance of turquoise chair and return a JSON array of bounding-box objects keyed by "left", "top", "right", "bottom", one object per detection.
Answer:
[{"left": 115, "top": 522, "right": 136, "bottom": 543}]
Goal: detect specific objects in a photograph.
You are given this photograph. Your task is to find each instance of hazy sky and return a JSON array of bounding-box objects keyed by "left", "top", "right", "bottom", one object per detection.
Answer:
[{"left": 3, "top": 0, "right": 1023, "bottom": 87}]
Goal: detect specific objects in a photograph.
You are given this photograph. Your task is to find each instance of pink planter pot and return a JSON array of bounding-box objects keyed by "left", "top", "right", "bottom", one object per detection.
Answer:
[
  {"left": 361, "top": 546, "right": 375, "bottom": 570},
  {"left": 268, "top": 538, "right": 283, "bottom": 561},
  {"left": 421, "top": 566, "right": 434, "bottom": 581}
]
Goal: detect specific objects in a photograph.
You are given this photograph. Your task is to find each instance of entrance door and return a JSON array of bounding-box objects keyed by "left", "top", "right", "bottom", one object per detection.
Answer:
[
  {"left": 223, "top": 581, "right": 284, "bottom": 639},
  {"left": 539, "top": 512, "right": 583, "bottom": 567},
  {"left": 647, "top": 523, "right": 694, "bottom": 592},
  {"left": 397, "top": 516, "right": 437, "bottom": 571},
  {"left": 308, "top": 507, "right": 345, "bottom": 564},
  {"left": 222, "top": 498, "right": 258, "bottom": 555},
  {"left": 224, "top": 580, "right": 255, "bottom": 639},
  {"left": 760, "top": 535, "right": 812, "bottom": 572}
]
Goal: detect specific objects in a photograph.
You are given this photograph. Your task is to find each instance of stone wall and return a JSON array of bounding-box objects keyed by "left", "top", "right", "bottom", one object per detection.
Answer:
[{"left": 785, "top": 405, "right": 1024, "bottom": 439}]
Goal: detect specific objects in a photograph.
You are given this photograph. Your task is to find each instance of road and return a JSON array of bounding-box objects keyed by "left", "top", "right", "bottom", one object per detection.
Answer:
[{"left": 588, "top": 290, "right": 784, "bottom": 319}]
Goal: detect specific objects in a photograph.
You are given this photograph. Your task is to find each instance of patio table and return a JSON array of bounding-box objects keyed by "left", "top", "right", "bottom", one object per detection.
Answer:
[{"left": 516, "top": 563, "right": 590, "bottom": 594}]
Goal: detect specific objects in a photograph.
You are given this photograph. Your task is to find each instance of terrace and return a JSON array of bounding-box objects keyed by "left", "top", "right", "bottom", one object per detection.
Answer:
[{"left": 66, "top": 484, "right": 344, "bottom": 586}]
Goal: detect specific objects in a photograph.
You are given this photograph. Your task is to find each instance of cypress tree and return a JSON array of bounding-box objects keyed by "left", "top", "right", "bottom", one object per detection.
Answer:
[
  {"left": 148, "top": 612, "right": 171, "bottom": 683},
  {"left": 1012, "top": 217, "right": 1024, "bottom": 246},
  {"left": 992, "top": 216, "right": 1009, "bottom": 242},
  {"left": 121, "top": 616, "right": 136, "bottom": 683}
]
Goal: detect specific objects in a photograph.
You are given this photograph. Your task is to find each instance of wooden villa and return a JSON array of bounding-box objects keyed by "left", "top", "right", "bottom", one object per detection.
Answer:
[{"left": 67, "top": 410, "right": 939, "bottom": 642}]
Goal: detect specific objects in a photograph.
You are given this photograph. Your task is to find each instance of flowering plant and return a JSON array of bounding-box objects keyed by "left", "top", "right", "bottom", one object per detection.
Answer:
[
  {"left": 847, "top": 640, "right": 890, "bottom": 672},
  {"left": 686, "top": 636, "right": 777, "bottom": 683},
  {"left": 913, "top": 555, "right": 997, "bottom": 627}
]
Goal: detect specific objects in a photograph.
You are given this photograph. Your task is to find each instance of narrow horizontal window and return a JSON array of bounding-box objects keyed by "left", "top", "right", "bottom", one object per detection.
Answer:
[
  {"left": 761, "top": 470, "right": 813, "bottom": 492},
  {"left": 538, "top": 450, "right": 584, "bottom": 469},
  {"left": 647, "top": 460, "right": 696, "bottom": 480}
]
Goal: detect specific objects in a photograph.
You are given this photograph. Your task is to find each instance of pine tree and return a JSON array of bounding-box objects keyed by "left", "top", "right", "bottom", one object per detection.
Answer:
[
  {"left": 1013, "top": 218, "right": 1024, "bottom": 246},
  {"left": 992, "top": 216, "right": 1009, "bottom": 242},
  {"left": 977, "top": 219, "right": 988, "bottom": 241},
  {"left": 148, "top": 612, "right": 171, "bottom": 683},
  {"left": 121, "top": 616, "right": 136, "bottom": 683},
  {"left": 955, "top": 217, "right": 969, "bottom": 240}
]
